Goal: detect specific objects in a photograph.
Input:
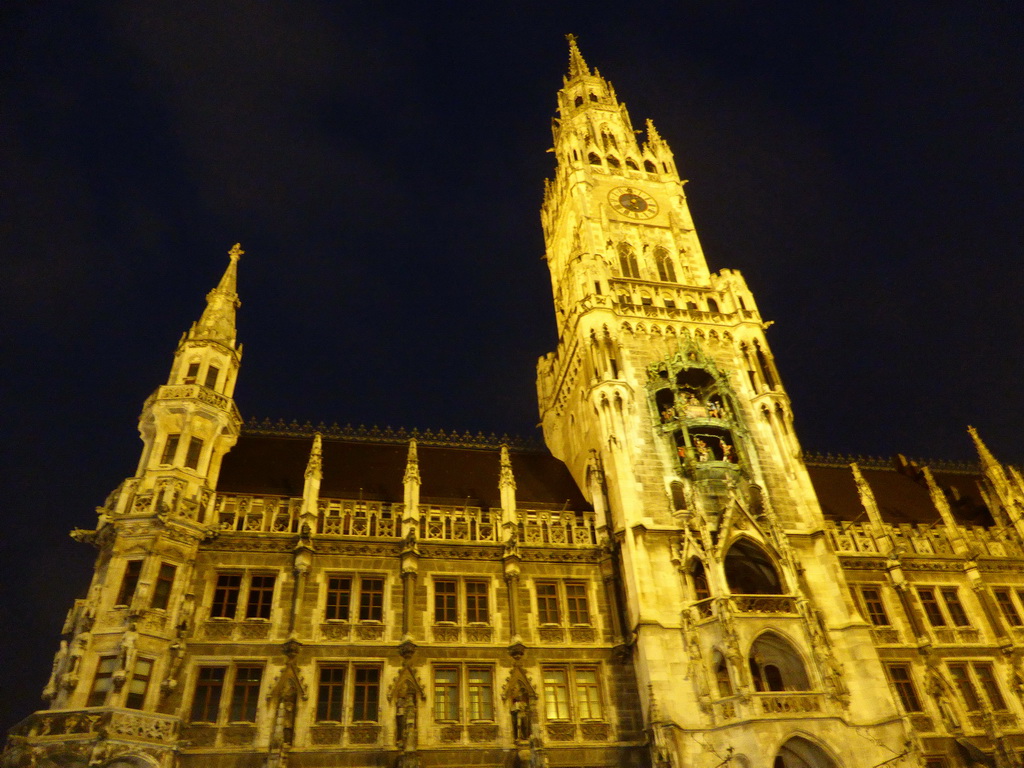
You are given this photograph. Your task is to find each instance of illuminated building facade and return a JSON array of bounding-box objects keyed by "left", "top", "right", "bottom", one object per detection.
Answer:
[{"left": 6, "top": 38, "right": 1024, "bottom": 768}]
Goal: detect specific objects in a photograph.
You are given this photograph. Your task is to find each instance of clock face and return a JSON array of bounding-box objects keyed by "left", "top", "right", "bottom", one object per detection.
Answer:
[{"left": 609, "top": 187, "right": 658, "bottom": 219}]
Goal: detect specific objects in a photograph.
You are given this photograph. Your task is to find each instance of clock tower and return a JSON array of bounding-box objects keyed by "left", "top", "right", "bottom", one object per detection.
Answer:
[{"left": 537, "top": 36, "right": 908, "bottom": 765}]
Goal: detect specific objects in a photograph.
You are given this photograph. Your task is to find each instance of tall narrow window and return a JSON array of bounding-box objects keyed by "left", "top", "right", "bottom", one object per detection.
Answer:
[
  {"left": 941, "top": 589, "right": 970, "bottom": 626},
  {"left": 87, "top": 656, "right": 118, "bottom": 707},
  {"left": 210, "top": 573, "right": 241, "bottom": 619},
  {"left": 885, "top": 664, "right": 922, "bottom": 712},
  {"left": 692, "top": 561, "right": 710, "bottom": 601},
  {"left": 948, "top": 664, "right": 981, "bottom": 711},
  {"left": 246, "top": 574, "right": 276, "bottom": 619},
  {"left": 117, "top": 560, "right": 143, "bottom": 606},
  {"left": 316, "top": 666, "right": 346, "bottom": 722},
  {"left": 860, "top": 587, "right": 890, "bottom": 626},
  {"left": 184, "top": 362, "right": 200, "bottom": 384},
  {"left": 204, "top": 365, "right": 220, "bottom": 389},
  {"left": 325, "top": 576, "right": 352, "bottom": 621},
  {"left": 435, "top": 579, "right": 458, "bottom": 623},
  {"left": 184, "top": 437, "right": 204, "bottom": 470},
  {"left": 994, "top": 589, "right": 1022, "bottom": 626},
  {"left": 466, "top": 581, "right": 489, "bottom": 624},
  {"left": 617, "top": 244, "right": 640, "bottom": 279},
  {"left": 150, "top": 563, "right": 176, "bottom": 611},
  {"left": 434, "top": 667, "right": 459, "bottom": 721},
  {"left": 714, "top": 657, "right": 733, "bottom": 697},
  {"left": 536, "top": 582, "right": 560, "bottom": 625},
  {"left": 566, "top": 583, "right": 591, "bottom": 625},
  {"left": 359, "top": 578, "right": 384, "bottom": 621},
  {"left": 655, "top": 248, "right": 676, "bottom": 282},
  {"left": 574, "top": 668, "right": 602, "bottom": 719},
  {"left": 917, "top": 588, "right": 946, "bottom": 626},
  {"left": 973, "top": 663, "right": 1007, "bottom": 710},
  {"left": 229, "top": 666, "right": 263, "bottom": 722},
  {"left": 468, "top": 668, "right": 493, "bottom": 720},
  {"left": 191, "top": 667, "right": 226, "bottom": 722},
  {"left": 125, "top": 657, "right": 154, "bottom": 709},
  {"left": 160, "top": 434, "right": 181, "bottom": 465},
  {"left": 542, "top": 668, "right": 570, "bottom": 719},
  {"left": 352, "top": 667, "right": 380, "bottom": 721}
]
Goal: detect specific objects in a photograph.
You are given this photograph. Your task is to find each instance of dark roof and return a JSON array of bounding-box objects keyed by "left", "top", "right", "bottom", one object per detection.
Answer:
[
  {"left": 807, "top": 461, "right": 993, "bottom": 526},
  {"left": 217, "top": 433, "right": 591, "bottom": 511}
]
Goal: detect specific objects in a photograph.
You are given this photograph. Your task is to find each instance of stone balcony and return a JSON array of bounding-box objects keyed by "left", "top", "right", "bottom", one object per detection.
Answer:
[
  {"left": 691, "top": 595, "right": 799, "bottom": 622},
  {"left": 712, "top": 692, "right": 825, "bottom": 722},
  {"left": 10, "top": 707, "right": 179, "bottom": 746}
]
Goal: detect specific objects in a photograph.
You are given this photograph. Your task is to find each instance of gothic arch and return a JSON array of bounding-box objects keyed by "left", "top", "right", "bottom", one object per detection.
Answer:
[
  {"left": 748, "top": 631, "right": 812, "bottom": 692},
  {"left": 710, "top": 649, "right": 735, "bottom": 697},
  {"left": 687, "top": 557, "right": 710, "bottom": 602},
  {"left": 772, "top": 735, "right": 841, "bottom": 768},
  {"left": 723, "top": 537, "right": 784, "bottom": 595}
]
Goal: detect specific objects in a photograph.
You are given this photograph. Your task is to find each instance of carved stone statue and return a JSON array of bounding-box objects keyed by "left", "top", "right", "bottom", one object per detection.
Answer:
[
  {"left": 511, "top": 690, "right": 531, "bottom": 741},
  {"left": 926, "top": 667, "right": 960, "bottom": 732},
  {"left": 42, "top": 640, "right": 69, "bottom": 701}
]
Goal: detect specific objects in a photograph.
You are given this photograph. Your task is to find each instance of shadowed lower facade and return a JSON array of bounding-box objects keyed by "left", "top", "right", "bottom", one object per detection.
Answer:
[{"left": 6, "top": 38, "right": 1024, "bottom": 768}]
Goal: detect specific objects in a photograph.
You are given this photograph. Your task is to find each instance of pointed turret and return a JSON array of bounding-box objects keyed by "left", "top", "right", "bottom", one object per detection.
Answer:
[
  {"left": 192, "top": 243, "right": 242, "bottom": 347},
  {"left": 969, "top": 425, "right": 1003, "bottom": 476},
  {"left": 566, "top": 33, "right": 590, "bottom": 79}
]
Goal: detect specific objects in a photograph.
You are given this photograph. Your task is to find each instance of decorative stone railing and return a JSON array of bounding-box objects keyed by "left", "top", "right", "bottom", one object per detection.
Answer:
[
  {"left": 149, "top": 384, "right": 241, "bottom": 423},
  {"left": 305, "top": 724, "right": 381, "bottom": 746},
  {"left": 754, "top": 692, "right": 823, "bottom": 715},
  {"left": 416, "top": 504, "right": 498, "bottom": 542},
  {"left": 320, "top": 499, "right": 396, "bottom": 537},
  {"left": 825, "top": 521, "right": 1023, "bottom": 558},
  {"left": 318, "top": 621, "right": 386, "bottom": 642},
  {"left": 431, "top": 624, "right": 494, "bottom": 644},
  {"left": 729, "top": 595, "right": 798, "bottom": 615},
  {"left": 932, "top": 627, "right": 981, "bottom": 645},
  {"left": 517, "top": 509, "right": 597, "bottom": 546},
  {"left": 200, "top": 619, "right": 273, "bottom": 642},
  {"left": 12, "top": 708, "right": 179, "bottom": 745}
]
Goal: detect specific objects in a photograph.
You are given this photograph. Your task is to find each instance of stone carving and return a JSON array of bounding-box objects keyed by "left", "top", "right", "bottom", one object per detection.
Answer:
[
  {"left": 546, "top": 722, "right": 576, "bottom": 741},
  {"left": 466, "top": 626, "right": 493, "bottom": 643},
  {"left": 222, "top": 725, "right": 257, "bottom": 745},
  {"left": 355, "top": 623, "right": 385, "bottom": 641},
  {"left": 239, "top": 621, "right": 271, "bottom": 640},
  {"left": 201, "top": 621, "right": 234, "bottom": 640},
  {"left": 320, "top": 622, "right": 351, "bottom": 641},
  {"left": 538, "top": 627, "right": 564, "bottom": 643},
  {"left": 309, "top": 726, "right": 343, "bottom": 745},
  {"left": 569, "top": 626, "right": 596, "bottom": 643},
  {"left": 433, "top": 626, "right": 459, "bottom": 643},
  {"left": 347, "top": 725, "right": 380, "bottom": 744},
  {"left": 580, "top": 721, "right": 610, "bottom": 741},
  {"left": 467, "top": 724, "right": 498, "bottom": 742},
  {"left": 439, "top": 725, "right": 463, "bottom": 743}
]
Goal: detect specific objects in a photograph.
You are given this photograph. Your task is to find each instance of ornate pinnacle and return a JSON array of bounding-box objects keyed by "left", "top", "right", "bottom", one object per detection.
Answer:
[
  {"left": 646, "top": 118, "right": 663, "bottom": 145},
  {"left": 403, "top": 439, "right": 420, "bottom": 484},
  {"left": 499, "top": 444, "right": 516, "bottom": 491},
  {"left": 304, "top": 433, "right": 322, "bottom": 480},
  {"left": 566, "top": 34, "right": 590, "bottom": 78},
  {"left": 193, "top": 244, "right": 242, "bottom": 345},
  {"left": 968, "top": 425, "right": 1001, "bottom": 473}
]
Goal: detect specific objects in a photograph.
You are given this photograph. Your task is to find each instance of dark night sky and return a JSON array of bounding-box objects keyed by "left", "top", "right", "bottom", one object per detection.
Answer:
[{"left": 2, "top": 3, "right": 1022, "bottom": 727}]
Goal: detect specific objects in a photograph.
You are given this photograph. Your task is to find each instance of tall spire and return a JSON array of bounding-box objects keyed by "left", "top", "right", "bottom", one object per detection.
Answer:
[
  {"left": 566, "top": 33, "right": 590, "bottom": 79},
  {"left": 192, "top": 243, "right": 242, "bottom": 346}
]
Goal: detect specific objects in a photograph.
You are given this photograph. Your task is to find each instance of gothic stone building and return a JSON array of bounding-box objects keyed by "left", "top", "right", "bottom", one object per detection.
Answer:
[{"left": 6, "top": 38, "right": 1024, "bottom": 768}]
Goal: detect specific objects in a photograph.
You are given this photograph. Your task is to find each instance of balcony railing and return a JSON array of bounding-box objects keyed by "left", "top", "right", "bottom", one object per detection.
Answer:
[
  {"left": 11, "top": 708, "right": 179, "bottom": 745},
  {"left": 755, "top": 692, "right": 823, "bottom": 715},
  {"left": 825, "top": 520, "right": 1024, "bottom": 558},
  {"left": 729, "top": 595, "right": 798, "bottom": 615}
]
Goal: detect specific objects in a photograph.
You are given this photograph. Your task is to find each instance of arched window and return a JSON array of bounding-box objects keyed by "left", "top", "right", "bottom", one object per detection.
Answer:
[
  {"left": 755, "top": 341, "right": 779, "bottom": 389},
  {"left": 644, "top": 160, "right": 657, "bottom": 173},
  {"left": 724, "top": 539, "right": 783, "bottom": 594},
  {"left": 654, "top": 248, "right": 677, "bottom": 282},
  {"left": 707, "top": 298, "right": 719, "bottom": 312},
  {"left": 774, "top": 737, "right": 839, "bottom": 768},
  {"left": 589, "top": 92, "right": 598, "bottom": 102},
  {"left": 691, "top": 560, "right": 710, "bottom": 601},
  {"left": 712, "top": 652, "right": 734, "bottom": 697},
  {"left": 617, "top": 243, "right": 640, "bottom": 278},
  {"left": 625, "top": 158, "right": 639, "bottom": 170},
  {"left": 588, "top": 152, "right": 602, "bottom": 165},
  {"left": 606, "top": 155, "right": 621, "bottom": 168},
  {"left": 748, "top": 633, "right": 811, "bottom": 692},
  {"left": 574, "top": 95, "right": 584, "bottom": 107}
]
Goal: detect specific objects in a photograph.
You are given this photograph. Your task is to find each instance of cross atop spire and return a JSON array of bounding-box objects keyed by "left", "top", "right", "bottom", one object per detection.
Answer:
[{"left": 566, "top": 34, "right": 590, "bottom": 79}]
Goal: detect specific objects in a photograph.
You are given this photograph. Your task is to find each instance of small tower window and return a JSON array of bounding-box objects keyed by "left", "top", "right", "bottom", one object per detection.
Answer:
[
  {"left": 184, "top": 437, "right": 204, "bottom": 470},
  {"left": 589, "top": 92, "right": 598, "bottom": 102},
  {"left": 655, "top": 248, "right": 677, "bottom": 282},
  {"left": 184, "top": 363, "right": 200, "bottom": 385},
  {"left": 117, "top": 560, "right": 143, "bottom": 606},
  {"left": 574, "top": 95, "right": 583, "bottom": 107},
  {"left": 160, "top": 434, "right": 181, "bottom": 465},
  {"left": 606, "top": 155, "right": 620, "bottom": 168},
  {"left": 625, "top": 158, "right": 639, "bottom": 170},
  {"left": 644, "top": 160, "right": 657, "bottom": 173},
  {"left": 151, "top": 563, "right": 177, "bottom": 611},
  {"left": 707, "top": 298, "right": 720, "bottom": 313},
  {"left": 204, "top": 365, "right": 220, "bottom": 389},
  {"left": 588, "top": 153, "right": 602, "bottom": 165}
]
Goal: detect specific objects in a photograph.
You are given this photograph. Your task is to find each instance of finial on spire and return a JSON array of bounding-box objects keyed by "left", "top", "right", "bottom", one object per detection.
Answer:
[
  {"left": 228, "top": 242, "right": 244, "bottom": 262},
  {"left": 645, "top": 118, "right": 663, "bottom": 145},
  {"left": 404, "top": 439, "right": 420, "bottom": 484},
  {"left": 566, "top": 34, "right": 590, "bottom": 78}
]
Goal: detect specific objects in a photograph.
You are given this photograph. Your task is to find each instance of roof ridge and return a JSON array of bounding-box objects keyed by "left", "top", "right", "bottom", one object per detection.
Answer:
[
  {"left": 243, "top": 417, "right": 546, "bottom": 452},
  {"left": 801, "top": 450, "right": 979, "bottom": 474}
]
